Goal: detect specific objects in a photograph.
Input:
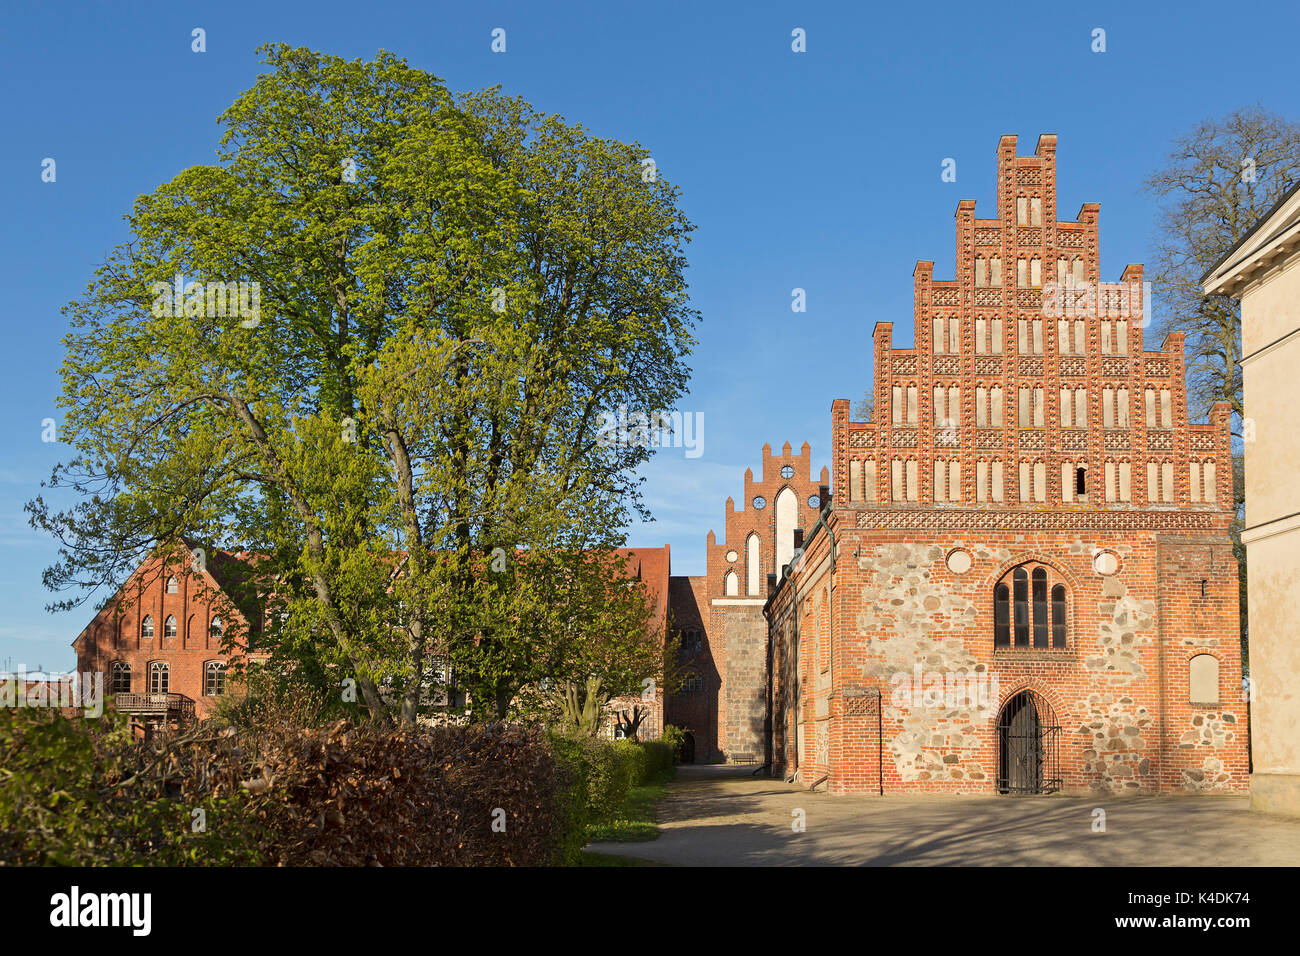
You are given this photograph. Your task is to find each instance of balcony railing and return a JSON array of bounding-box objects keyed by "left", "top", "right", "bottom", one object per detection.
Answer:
[{"left": 114, "top": 692, "right": 196, "bottom": 720}]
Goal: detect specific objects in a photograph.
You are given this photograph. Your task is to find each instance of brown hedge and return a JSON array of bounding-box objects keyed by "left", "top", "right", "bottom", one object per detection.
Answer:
[
  {"left": 2, "top": 711, "right": 568, "bottom": 867},
  {"left": 217, "top": 720, "right": 564, "bottom": 866}
]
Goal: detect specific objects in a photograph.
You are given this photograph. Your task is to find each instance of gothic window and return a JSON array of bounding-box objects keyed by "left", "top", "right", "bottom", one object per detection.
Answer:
[
  {"left": 746, "top": 533, "right": 761, "bottom": 595},
  {"left": 977, "top": 458, "right": 1004, "bottom": 502},
  {"left": 149, "top": 661, "right": 169, "bottom": 695},
  {"left": 1103, "top": 388, "right": 1127, "bottom": 428},
  {"left": 204, "top": 661, "right": 227, "bottom": 697},
  {"left": 164, "top": 615, "right": 177, "bottom": 642},
  {"left": 995, "top": 563, "right": 1069, "bottom": 650},
  {"left": 724, "top": 570, "right": 738, "bottom": 596},
  {"left": 994, "top": 583, "right": 1011, "bottom": 646},
  {"left": 892, "top": 459, "right": 918, "bottom": 502},
  {"left": 110, "top": 661, "right": 131, "bottom": 695},
  {"left": 934, "top": 460, "right": 961, "bottom": 502},
  {"left": 141, "top": 615, "right": 154, "bottom": 641},
  {"left": 210, "top": 616, "right": 223, "bottom": 642},
  {"left": 1012, "top": 567, "right": 1029, "bottom": 645},
  {"left": 166, "top": 576, "right": 178, "bottom": 594}
]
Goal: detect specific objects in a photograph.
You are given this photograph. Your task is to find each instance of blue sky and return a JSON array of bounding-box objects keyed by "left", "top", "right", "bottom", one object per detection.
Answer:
[{"left": 2, "top": 0, "right": 1297, "bottom": 670}]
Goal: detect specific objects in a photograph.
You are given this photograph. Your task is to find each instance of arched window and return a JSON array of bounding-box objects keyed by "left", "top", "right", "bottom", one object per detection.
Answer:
[
  {"left": 1032, "top": 568, "right": 1048, "bottom": 648},
  {"left": 149, "top": 661, "right": 169, "bottom": 694},
  {"left": 1012, "top": 568, "right": 1029, "bottom": 646},
  {"left": 165, "top": 576, "right": 178, "bottom": 594},
  {"left": 723, "top": 571, "right": 738, "bottom": 596},
  {"left": 209, "top": 616, "right": 223, "bottom": 642},
  {"left": 204, "top": 661, "right": 227, "bottom": 697},
  {"left": 996, "top": 563, "right": 1069, "bottom": 650},
  {"left": 110, "top": 661, "right": 132, "bottom": 694},
  {"left": 140, "top": 615, "right": 154, "bottom": 641},
  {"left": 994, "top": 584, "right": 1010, "bottom": 646},
  {"left": 164, "top": 615, "right": 177, "bottom": 641},
  {"left": 1051, "top": 585, "right": 1067, "bottom": 648},
  {"left": 746, "top": 533, "right": 761, "bottom": 595}
]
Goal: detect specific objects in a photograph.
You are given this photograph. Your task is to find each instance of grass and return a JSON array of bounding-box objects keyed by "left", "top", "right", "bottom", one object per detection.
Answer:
[{"left": 585, "top": 769, "right": 673, "bottom": 843}]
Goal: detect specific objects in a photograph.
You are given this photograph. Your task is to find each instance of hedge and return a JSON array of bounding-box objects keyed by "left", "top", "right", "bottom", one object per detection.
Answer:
[{"left": 0, "top": 709, "right": 570, "bottom": 866}]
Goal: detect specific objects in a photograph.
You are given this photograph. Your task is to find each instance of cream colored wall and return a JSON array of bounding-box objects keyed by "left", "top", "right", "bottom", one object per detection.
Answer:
[
  {"left": 1240, "top": 252, "right": 1300, "bottom": 815},
  {"left": 1241, "top": 529, "right": 1300, "bottom": 774}
]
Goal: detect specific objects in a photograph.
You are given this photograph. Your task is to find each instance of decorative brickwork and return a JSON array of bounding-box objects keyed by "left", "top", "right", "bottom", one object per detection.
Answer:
[{"left": 769, "top": 134, "right": 1245, "bottom": 796}]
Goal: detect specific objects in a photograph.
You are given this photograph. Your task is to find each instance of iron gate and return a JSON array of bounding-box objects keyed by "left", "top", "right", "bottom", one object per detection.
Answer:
[{"left": 996, "top": 690, "right": 1061, "bottom": 794}]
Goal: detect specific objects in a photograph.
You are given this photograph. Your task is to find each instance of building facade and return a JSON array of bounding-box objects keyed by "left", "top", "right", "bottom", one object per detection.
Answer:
[
  {"left": 72, "top": 549, "right": 261, "bottom": 731},
  {"left": 765, "top": 134, "right": 1247, "bottom": 795},
  {"left": 1203, "top": 180, "right": 1300, "bottom": 817}
]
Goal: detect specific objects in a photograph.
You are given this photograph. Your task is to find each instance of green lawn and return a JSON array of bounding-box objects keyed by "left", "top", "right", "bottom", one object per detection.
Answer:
[{"left": 584, "top": 770, "right": 673, "bottom": 843}]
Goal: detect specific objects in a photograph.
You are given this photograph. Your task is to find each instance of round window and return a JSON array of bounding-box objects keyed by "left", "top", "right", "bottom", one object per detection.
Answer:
[
  {"left": 752, "top": 496, "right": 767, "bottom": 509},
  {"left": 807, "top": 495, "right": 820, "bottom": 509},
  {"left": 945, "top": 548, "right": 973, "bottom": 574},
  {"left": 1093, "top": 550, "right": 1119, "bottom": 575},
  {"left": 780, "top": 465, "right": 795, "bottom": 479},
  {"left": 725, "top": 550, "right": 738, "bottom": 563}
]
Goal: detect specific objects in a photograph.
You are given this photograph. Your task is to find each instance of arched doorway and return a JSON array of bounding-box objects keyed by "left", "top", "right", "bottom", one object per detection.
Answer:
[
  {"left": 681, "top": 732, "right": 696, "bottom": 764},
  {"left": 996, "top": 690, "right": 1061, "bottom": 794}
]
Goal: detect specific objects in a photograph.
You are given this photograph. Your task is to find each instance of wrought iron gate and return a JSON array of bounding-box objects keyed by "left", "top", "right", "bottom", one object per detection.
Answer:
[{"left": 996, "top": 690, "right": 1061, "bottom": 794}]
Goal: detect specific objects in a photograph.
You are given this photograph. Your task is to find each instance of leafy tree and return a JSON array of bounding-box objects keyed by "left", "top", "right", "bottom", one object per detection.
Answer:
[{"left": 28, "top": 45, "right": 697, "bottom": 726}]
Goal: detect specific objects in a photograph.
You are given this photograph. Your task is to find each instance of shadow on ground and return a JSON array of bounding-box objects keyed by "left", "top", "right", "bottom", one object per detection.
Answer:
[{"left": 585, "top": 764, "right": 1300, "bottom": 866}]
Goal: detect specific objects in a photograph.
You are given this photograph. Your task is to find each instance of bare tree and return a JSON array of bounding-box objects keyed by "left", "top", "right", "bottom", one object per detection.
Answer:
[
  {"left": 1144, "top": 105, "right": 1300, "bottom": 428},
  {"left": 852, "top": 393, "right": 874, "bottom": 422},
  {"left": 1143, "top": 105, "right": 1300, "bottom": 657}
]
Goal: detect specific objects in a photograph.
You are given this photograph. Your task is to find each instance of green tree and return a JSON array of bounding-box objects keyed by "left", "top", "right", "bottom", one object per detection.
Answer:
[{"left": 28, "top": 45, "right": 697, "bottom": 726}]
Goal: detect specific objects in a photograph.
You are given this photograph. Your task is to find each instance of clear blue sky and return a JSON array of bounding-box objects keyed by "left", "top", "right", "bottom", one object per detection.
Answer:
[{"left": 2, "top": 0, "right": 1297, "bottom": 670}]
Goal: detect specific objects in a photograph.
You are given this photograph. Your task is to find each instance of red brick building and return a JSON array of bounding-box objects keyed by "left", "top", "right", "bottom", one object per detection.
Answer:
[
  {"left": 72, "top": 544, "right": 676, "bottom": 737},
  {"left": 663, "top": 443, "right": 828, "bottom": 763},
  {"left": 72, "top": 548, "right": 262, "bottom": 730},
  {"left": 764, "top": 134, "right": 1246, "bottom": 794}
]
